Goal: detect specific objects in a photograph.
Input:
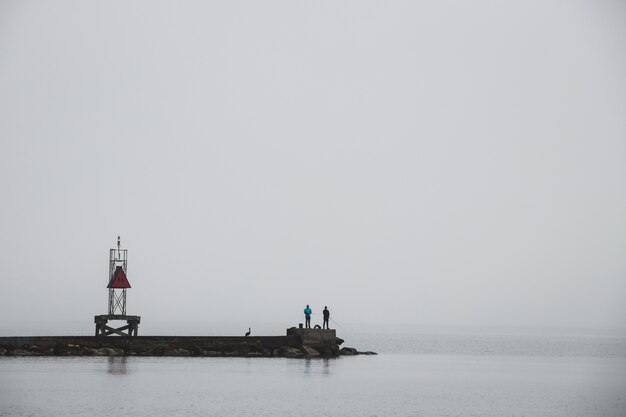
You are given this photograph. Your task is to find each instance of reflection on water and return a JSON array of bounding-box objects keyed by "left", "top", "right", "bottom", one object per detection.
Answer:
[
  {"left": 322, "top": 358, "right": 330, "bottom": 375},
  {"left": 1, "top": 354, "right": 624, "bottom": 417},
  {"left": 107, "top": 356, "right": 128, "bottom": 375},
  {"left": 302, "top": 358, "right": 332, "bottom": 376}
]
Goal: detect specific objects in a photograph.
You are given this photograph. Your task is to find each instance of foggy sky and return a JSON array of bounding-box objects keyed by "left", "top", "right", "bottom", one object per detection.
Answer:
[{"left": 1, "top": 0, "right": 625, "bottom": 331}]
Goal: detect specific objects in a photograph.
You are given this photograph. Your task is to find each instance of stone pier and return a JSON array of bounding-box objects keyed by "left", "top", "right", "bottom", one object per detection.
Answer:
[{"left": 0, "top": 328, "right": 348, "bottom": 358}]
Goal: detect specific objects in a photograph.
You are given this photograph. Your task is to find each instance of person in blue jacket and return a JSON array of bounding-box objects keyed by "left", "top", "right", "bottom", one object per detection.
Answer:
[{"left": 304, "top": 305, "right": 312, "bottom": 328}]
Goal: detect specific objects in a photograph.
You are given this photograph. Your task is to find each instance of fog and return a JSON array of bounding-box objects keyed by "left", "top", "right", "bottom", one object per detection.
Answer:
[{"left": 1, "top": 0, "right": 625, "bottom": 332}]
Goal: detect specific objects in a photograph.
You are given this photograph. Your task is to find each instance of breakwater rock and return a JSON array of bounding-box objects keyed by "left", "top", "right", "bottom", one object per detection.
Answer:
[
  {"left": 0, "top": 330, "right": 376, "bottom": 358},
  {"left": 339, "top": 347, "right": 378, "bottom": 356}
]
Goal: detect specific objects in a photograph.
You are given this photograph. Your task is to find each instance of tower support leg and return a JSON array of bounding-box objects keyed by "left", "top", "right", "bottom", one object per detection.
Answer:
[{"left": 94, "top": 315, "right": 141, "bottom": 337}]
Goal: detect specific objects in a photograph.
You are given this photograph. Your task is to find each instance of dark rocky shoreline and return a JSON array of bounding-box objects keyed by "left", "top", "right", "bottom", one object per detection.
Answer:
[{"left": 0, "top": 330, "right": 377, "bottom": 359}]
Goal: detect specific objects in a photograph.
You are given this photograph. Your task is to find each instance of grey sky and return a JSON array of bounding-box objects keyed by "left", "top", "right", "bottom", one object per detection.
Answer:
[{"left": 1, "top": 0, "right": 625, "bottom": 330}]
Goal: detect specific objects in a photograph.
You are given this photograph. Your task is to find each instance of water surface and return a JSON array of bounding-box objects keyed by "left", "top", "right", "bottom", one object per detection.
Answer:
[{"left": 1, "top": 324, "right": 625, "bottom": 416}]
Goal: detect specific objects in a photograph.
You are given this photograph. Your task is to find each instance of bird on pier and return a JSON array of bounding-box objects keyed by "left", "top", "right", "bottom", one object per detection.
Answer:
[{"left": 245, "top": 328, "right": 251, "bottom": 337}]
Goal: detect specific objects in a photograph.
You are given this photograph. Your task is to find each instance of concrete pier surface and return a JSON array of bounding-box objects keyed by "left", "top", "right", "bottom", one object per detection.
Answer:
[{"left": 0, "top": 328, "right": 376, "bottom": 358}]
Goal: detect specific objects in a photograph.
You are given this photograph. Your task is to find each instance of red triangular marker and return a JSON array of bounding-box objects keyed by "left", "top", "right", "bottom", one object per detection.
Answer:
[{"left": 107, "top": 266, "right": 131, "bottom": 288}]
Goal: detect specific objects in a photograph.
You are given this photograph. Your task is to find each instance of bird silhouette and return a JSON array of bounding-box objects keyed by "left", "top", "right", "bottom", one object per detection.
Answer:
[{"left": 245, "top": 328, "right": 251, "bottom": 337}]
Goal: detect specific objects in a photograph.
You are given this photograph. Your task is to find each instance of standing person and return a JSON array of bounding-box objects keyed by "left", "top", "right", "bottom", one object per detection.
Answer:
[
  {"left": 304, "top": 305, "right": 312, "bottom": 328},
  {"left": 323, "top": 306, "right": 330, "bottom": 329}
]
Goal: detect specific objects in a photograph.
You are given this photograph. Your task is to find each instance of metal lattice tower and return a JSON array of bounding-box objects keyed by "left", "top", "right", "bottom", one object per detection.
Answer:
[
  {"left": 108, "top": 236, "right": 129, "bottom": 315},
  {"left": 94, "top": 236, "right": 140, "bottom": 336}
]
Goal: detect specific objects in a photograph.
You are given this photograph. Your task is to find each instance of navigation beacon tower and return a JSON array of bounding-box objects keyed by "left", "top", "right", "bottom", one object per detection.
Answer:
[{"left": 94, "top": 237, "right": 141, "bottom": 336}]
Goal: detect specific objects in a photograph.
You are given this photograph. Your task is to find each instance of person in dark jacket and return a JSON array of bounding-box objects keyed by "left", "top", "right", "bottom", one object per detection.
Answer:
[{"left": 323, "top": 306, "right": 330, "bottom": 329}]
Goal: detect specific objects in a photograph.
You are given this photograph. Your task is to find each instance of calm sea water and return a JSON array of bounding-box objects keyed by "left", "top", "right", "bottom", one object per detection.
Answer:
[{"left": 1, "top": 322, "right": 625, "bottom": 417}]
